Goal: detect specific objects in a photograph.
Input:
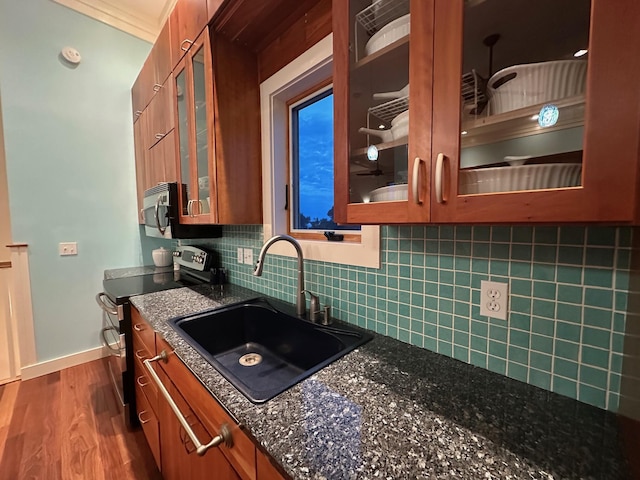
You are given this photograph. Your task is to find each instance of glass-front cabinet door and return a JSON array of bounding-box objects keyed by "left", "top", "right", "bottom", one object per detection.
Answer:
[
  {"left": 174, "top": 28, "right": 215, "bottom": 224},
  {"left": 333, "top": 0, "right": 432, "bottom": 224},
  {"left": 431, "top": 0, "right": 640, "bottom": 223}
]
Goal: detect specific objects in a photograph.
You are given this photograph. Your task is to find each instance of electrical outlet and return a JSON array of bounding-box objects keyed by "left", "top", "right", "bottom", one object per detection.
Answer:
[
  {"left": 243, "top": 248, "right": 254, "bottom": 266},
  {"left": 237, "top": 247, "right": 244, "bottom": 264},
  {"left": 480, "top": 280, "right": 508, "bottom": 320},
  {"left": 59, "top": 242, "right": 78, "bottom": 256}
]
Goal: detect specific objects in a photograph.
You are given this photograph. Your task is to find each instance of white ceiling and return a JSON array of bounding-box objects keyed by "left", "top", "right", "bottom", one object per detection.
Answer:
[{"left": 52, "top": 0, "right": 178, "bottom": 43}]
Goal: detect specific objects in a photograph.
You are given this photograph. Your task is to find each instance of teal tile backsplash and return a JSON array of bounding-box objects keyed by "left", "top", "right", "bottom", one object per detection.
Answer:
[{"left": 189, "top": 225, "right": 631, "bottom": 412}]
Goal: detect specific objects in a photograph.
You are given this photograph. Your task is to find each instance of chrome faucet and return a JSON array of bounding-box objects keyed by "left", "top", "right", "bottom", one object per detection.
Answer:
[{"left": 253, "top": 234, "right": 306, "bottom": 317}]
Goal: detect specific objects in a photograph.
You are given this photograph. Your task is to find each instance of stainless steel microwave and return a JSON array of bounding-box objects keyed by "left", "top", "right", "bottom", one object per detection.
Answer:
[{"left": 142, "top": 183, "right": 222, "bottom": 239}]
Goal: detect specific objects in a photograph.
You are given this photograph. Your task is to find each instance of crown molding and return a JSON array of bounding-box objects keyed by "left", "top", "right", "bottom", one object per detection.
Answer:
[{"left": 52, "top": 0, "right": 177, "bottom": 43}]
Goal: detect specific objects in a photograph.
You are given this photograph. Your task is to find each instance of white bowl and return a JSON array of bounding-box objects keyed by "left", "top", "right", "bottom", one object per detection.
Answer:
[
  {"left": 370, "top": 184, "right": 408, "bottom": 202},
  {"left": 365, "top": 13, "right": 410, "bottom": 56},
  {"left": 459, "top": 163, "right": 582, "bottom": 195},
  {"left": 487, "top": 60, "right": 587, "bottom": 115}
]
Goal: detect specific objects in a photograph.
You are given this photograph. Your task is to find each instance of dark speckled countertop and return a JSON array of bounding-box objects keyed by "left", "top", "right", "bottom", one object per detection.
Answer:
[{"left": 129, "top": 283, "right": 631, "bottom": 480}]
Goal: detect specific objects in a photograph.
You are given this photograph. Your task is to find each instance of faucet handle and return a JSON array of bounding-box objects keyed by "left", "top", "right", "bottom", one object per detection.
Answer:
[{"left": 303, "top": 290, "right": 321, "bottom": 322}]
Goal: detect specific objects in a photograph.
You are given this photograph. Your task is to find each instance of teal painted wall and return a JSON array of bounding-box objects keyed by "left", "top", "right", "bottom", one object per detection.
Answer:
[
  {"left": 0, "top": 0, "right": 161, "bottom": 362},
  {"left": 188, "top": 225, "right": 631, "bottom": 412}
]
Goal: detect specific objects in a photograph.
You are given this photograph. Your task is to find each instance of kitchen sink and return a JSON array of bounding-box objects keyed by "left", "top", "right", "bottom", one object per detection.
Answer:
[{"left": 168, "top": 298, "right": 372, "bottom": 403}]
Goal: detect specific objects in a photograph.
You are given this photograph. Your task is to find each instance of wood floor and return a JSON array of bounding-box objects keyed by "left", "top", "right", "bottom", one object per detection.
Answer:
[{"left": 0, "top": 359, "right": 162, "bottom": 480}]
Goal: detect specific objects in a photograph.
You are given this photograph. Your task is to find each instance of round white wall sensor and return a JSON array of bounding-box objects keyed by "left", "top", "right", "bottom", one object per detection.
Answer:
[{"left": 61, "top": 46, "right": 81, "bottom": 64}]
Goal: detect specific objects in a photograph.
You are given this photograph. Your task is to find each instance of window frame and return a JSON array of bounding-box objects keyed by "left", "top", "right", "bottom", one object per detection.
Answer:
[
  {"left": 259, "top": 34, "right": 380, "bottom": 268},
  {"left": 286, "top": 80, "right": 361, "bottom": 243}
]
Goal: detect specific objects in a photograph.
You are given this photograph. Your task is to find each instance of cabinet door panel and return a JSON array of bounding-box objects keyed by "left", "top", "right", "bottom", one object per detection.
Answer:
[
  {"left": 430, "top": 0, "right": 640, "bottom": 223},
  {"left": 135, "top": 379, "right": 161, "bottom": 469},
  {"left": 157, "top": 368, "right": 242, "bottom": 480},
  {"left": 156, "top": 336, "right": 257, "bottom": 480},
  {"left": 133, "top": 113, "right": 148, "bottom": 223},
  {"left": 170, "top": 0, "right": 208, "bottom": 68},
  {"left": 333, "top": 0, "right": 430, "bottom": 224}
]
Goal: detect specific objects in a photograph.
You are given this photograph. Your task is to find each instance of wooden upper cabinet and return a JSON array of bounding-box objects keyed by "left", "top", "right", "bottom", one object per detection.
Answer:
[
  {"left": 153, "top": 19, "right": 173, "bottom": 88},
  {"left": 430, "top": 0, "right": 640, "bottom": 223},
  {"left": 174, "top": 27, "right": 262, "bottom": 226},
  {"left": 333, "top": 0, "right": 429, "bottom": 224},
  {"left": 133, "top": 111, "right": 148, "bottom": 223},
  {"left": 132, "top": 18, "right": 172, "bottom": 123},
  {"left": 170, "top": 0, "right": 208, "bottom": 68},
  {"left": 334, "top": 0, "right": 640, "bottom": 225},
  {"left": 207, "top": 0, "right": 225, "bottom": 22},
  {"left": 132, "top": 57, "right": 154, "bottom": 123}
]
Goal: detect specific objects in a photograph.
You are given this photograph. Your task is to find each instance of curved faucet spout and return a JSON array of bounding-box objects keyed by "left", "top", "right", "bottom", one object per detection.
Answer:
[{"left": 253, "top": 235, "right": 306, "bottom": 317}]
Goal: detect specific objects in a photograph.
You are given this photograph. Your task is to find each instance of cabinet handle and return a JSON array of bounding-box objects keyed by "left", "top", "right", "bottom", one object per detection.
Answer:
[
  {"left": 137, "top": 375, "right": 150, "bottom": 387},
  {"left": 138, "top": 410, "right": 152, "bottom": 425},
  {"left": 140, "top": 208, "right": 144, "bottom": 222},
  {"left": 180, "top": 39, "right": 194, "bottom": 51},
  {"left": 155, "top": 133, "right": 165, "bottom": 140},
  {"left": 412, "top": 157, "right": 423, "bottom": 205},
  {"left": 133, "top": 323, "right": 144, "bottom": 332},
  {"left": 135, "top": 110, "right": 142, "bottom": 117},
  {"left": 435, "top": 153, "right": 445, "bottom": 204},
  {"left": 144, "top": 351, "right": 234, "bottom": 456},
  {"left": 152, "top": 83, "right": 162, "bottom": 92},
  {"left": 135, "top": 349, "right": 147, "bottom": 360}
]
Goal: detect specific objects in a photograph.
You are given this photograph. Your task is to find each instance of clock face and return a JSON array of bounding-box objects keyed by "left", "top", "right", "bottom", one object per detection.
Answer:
[{"left": 538, "top": 104, "right": 559, "bottom": 128}]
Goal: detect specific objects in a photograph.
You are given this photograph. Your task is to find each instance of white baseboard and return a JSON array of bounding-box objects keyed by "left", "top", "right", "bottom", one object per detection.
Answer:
[{"left": 20, "top": 346, "right": 106, "bottom": 380}]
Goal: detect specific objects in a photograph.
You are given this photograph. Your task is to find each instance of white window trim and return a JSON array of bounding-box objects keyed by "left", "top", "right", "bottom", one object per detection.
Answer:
[{"left": 260, "top": 34, "right": 380, "bottom": 268}]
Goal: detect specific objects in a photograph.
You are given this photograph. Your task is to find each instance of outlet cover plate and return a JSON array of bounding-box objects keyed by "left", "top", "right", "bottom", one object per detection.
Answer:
[
  {"left": 480, "top": 280, "right": 508, "bottom": 320},
  {"left": 243, "top": 248, "right": 254, "bottom": 266},
  {"left": 59, "top": 242, "right": 78, "bottom": 256}
]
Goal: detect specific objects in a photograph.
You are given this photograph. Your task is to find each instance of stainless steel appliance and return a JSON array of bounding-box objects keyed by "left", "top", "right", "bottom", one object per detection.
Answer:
[
  {"left": 97, "top": 245, "right": 223, "bottom": 426},
  {"left": 142, "top": 182, "right": 222, "bottom": 239}
]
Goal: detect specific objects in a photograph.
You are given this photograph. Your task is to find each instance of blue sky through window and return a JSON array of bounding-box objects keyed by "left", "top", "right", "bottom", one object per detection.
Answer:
[{"left": 293, "top": 90, "right": 335, "bottom": 225}]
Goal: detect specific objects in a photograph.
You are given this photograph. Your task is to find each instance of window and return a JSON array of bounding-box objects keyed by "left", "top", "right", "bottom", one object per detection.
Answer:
[
  {"left": 288, "top": 85, "right": 360, "bottom": 240},
  {"left": 260, "top": 34, "right": 380, "bottom": 268}
]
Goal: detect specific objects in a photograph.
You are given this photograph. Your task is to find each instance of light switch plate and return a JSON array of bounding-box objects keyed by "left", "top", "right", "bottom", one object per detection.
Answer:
[
  {"left": 59, "top": 242, "right": 78, "bottom": 256},
  {"left": 480, "top": 280, "right": 508, "bottom": 320},
  {"left": 243, "top": 248, "right": 254, "bottom": 266},
  {"left": 237, "top": 247, "right": 244, "bottom": 264}
]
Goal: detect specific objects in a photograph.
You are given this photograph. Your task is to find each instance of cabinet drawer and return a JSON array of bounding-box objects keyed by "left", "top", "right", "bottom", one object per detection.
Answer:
[
  {"left": 136, "top": 379, "right": 161, "bottom": 469},
  {"left": 131, "top": 308, "right": 155, "bottom": 355},
  {"left": 156, "top": 334, "right": 257, "bottom": 480},
  {"left": 133, "top": 348, "right": 158, "bottom": 414}
]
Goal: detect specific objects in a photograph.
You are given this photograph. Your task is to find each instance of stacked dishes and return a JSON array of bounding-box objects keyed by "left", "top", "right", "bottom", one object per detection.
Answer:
[
  {"left": 459, "top": 163, "right": 582, "bottom": 195},
  {"left": 487, "top": 60, "right": 587, "bottom": 115}
]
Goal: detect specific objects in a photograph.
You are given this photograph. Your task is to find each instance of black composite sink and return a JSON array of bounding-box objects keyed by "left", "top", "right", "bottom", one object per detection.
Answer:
[{"left": 168, "top": 298, "right": 372, "bottom": 403}]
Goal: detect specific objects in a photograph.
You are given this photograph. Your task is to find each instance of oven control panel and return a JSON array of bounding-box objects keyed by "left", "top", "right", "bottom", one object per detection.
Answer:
[{"left": 173, "top": 245, "right": 213, "bottom": 272}]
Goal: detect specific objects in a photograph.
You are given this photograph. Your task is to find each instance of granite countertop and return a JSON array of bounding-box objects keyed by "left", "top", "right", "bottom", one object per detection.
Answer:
[{"left": 130, "top": 284, "right": 630, "bottom": 480}]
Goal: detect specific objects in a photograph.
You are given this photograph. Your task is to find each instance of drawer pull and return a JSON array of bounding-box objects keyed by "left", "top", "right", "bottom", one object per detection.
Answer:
[
  {"left": 135, "top": 349, "right": 147, "bottom": 360},
  {"left": 144, "top": 351, "right": 234, "bottom": 455},
  {"left": 137, "top": 375, "right": 150, "bottom": 387},
  {"left": 138, "top": 410, "right": 152, "bottom": 425}
]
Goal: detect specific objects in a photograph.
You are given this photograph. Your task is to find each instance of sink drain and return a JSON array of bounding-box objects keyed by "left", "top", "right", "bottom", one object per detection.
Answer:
[{"left": 239, "top": 353, "right": 263, "bottom": 366}]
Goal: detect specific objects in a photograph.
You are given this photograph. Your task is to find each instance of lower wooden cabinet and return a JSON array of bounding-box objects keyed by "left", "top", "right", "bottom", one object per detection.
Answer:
[
  {"left": 131, "top": 307, "right": 287, "bottom": 480},
  {"left": 157, "top": 367, "right": 241, "bottom": 480}
]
